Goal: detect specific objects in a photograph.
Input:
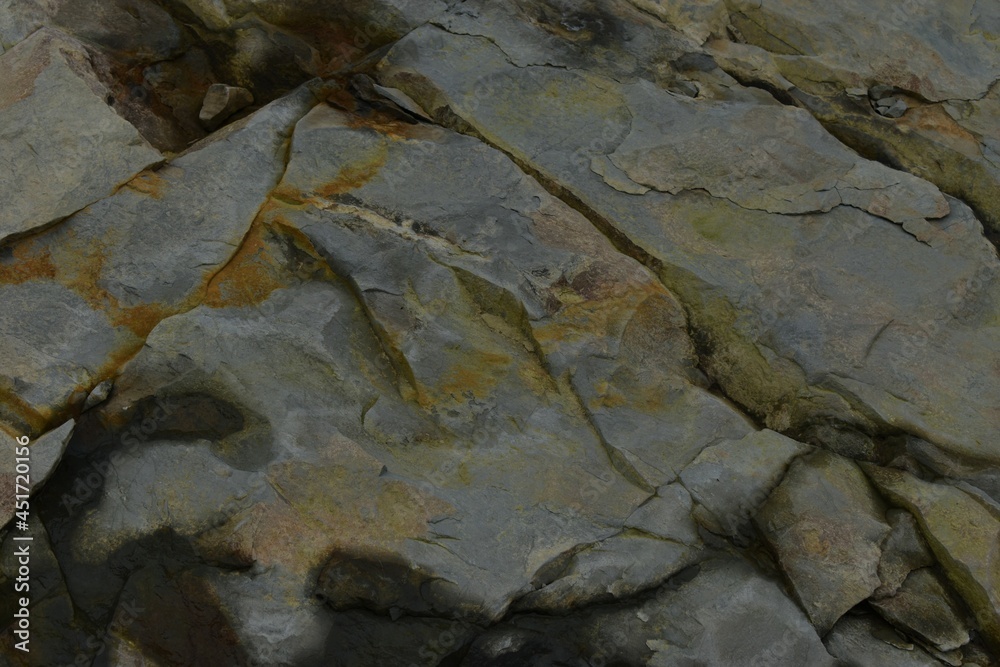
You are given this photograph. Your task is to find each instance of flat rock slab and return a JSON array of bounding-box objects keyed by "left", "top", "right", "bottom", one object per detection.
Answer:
[
  {"left": 0, "top": 84, "right": 316, "bottom": 434},
  {"left": 755, "top": 450, "right": 890, "bottom": 633},
  {"left": 871, "top": 567, "right": 971, "bottom": 652},
  {"left": 377, "top": 17, "right": 1000, "bottom": 471},
  {"left": 726, "top": 0, "right": 1000, "bottom": 102},
  {"left": 824, "top": 614, "right": 945, "bottom": 667},
  {"left": 864, "top": 464, "right": 1000, "bottom": 651},
  {"left": 0, "top": 420, "right": 73, "bottom": 529},
  {"left": 876, "top": 508, "right": 936, "bottom": 597},
  {"left": 272, "top": 102, "right": 754, "bottom": 488},
  {"left": 0, "top": 28, "right": 161, "bottom": 246},
  {"left": 679, "top": 428, "right": 812, "bottom": 539},
  {"left": 464, "top": 556, "right": 837, "bottom": 666}
]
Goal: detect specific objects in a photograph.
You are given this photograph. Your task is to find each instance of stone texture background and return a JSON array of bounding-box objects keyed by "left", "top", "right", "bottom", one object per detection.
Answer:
[{"left": 0, "top": 0, "right": 998, "bottom": 665}]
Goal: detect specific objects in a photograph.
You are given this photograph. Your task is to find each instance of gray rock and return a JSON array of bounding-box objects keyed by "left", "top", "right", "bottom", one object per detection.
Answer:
[
  {"left": 378, "top": 16, "right": 1000, "bottom": 473},
  {"left": 727, "top": 1, "right": 998, "bottom": 102},
  {"left": 755, "top": 450, "right": 891, "bottom": 633},
  {"left": 641, "top": 557, "right": 839, "bottom": 666},
  {"left": 863, "top": 465, "right": 1000, "bottom": 650},
  {"left": 869, "top": 85, "right": 899, "bottom": 101},
  {"left": 0, "top": 420, "right": 73, "bottom": 530},
  {"left": 871, "top": 567, "right": 971, "bottom": 652},
  {"left": 624, "top": 482, "right": 701, "bottom": 544},
  {"left": 825, "top": 613, "right": 945, "bottom": 667},
  {"left": 0, "top": 83, "right": 317, "bottom": 434},
  {"left": 1, "top": 0, "right": 998, "bottom": 663},
  {"left": 511, "top": 533, "right": 698, "bottom": 613},
  {"left": 0, "top": 0, "right": 183, "bottom": 61},
  {"left": 877, "top": 98, "right": 909, "bottom": 118},
  {"left": 679, "top": 429, "right": 812, "bottom": 539},
  {"left": 462, "top": 556, "right": 837, "bottom": 667},
  {"left": 720, "top": 0, "right": 1000, "bottom": 238},
  {"left": 876, "top": 509, "right": 936, "bottom": 597},
  {"left": 275, "top": 103, "right": 754, "bottom": 493},
  {"left": 82, "top": 380, "right": 114, "bottom": 412},
  {"left": 0, "top": 28, "right": 161, "bottom": 246},
  {"left": 199, "top": 83, "right": 254, "bottom": 129}
]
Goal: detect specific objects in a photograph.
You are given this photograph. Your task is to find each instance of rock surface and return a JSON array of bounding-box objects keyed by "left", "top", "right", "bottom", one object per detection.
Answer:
[
  {"left": 755, "top": 450, "right": 890, "bottom": 633},
  {"left": 0, "top": 29, "right": 161, "bottom": 245},
  {"left": 198, "top": 82, "right": 254, "bottom": 128},
  {"left": 0, "top": 0, "right": 998, "bottom": 665}
]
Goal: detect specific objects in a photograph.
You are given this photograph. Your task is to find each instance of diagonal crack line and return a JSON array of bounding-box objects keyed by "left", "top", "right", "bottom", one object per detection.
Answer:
[{"left": 444, "top": 260, "right": 656, "bottom": 494}]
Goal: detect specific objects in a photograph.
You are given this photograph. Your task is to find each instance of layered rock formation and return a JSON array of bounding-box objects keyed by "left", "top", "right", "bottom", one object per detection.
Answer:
[{"left": 0, "top": 0, "right": 998, "bottom": 665}]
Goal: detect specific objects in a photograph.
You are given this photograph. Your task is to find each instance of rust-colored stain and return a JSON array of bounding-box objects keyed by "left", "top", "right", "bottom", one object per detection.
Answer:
[
  {"left": 204, "top": 215, "right": 339, "bottom": 309},
  {"left": 126, "top": 169, "right": 169, "bottom": 199},
  {"left": 800, "top": 525, "right": 833, "bottom": 559},
  {"left": 0, "top": 242, "right": 56, "bottom": 284},
  {"left": 897, "top": 104, "right": 983, "bottom": 157},
  {"left": 591, "top": 386, "right": 628, "bottom": 409},
  {"left": 436, "top": 349, "right": 513, "bottom": 402},
  {"left": 0, "top": 384, "right": 48, "bottom": 437},
  {"left": 316, "top": 151, "right": 387, "bottom": 198},
  {"left": 270, "top": 217, "right": 339, "bottom": 280},
  {"left": 109, "top": 302, "right": 171, "bottom": 338},
  {"left": 0, "top": 35, "right": 53, "bottom": 111},
  {"left": 204, "top": 221, "right": 290, "bottom": 308},
  {"left": 269, "top": 184, "right": 308, "bottom": 206},
  {"left": 344, "top": 108, "right": 421, "bottom": 141},
  {"left": 326, "top": 87, "right": 359, "bottom": 113}
]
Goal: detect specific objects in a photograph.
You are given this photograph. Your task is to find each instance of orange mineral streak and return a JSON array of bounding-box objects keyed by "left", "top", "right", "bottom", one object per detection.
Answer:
[
  {"left": 0, "top": 241, "right": 56, "bottom": 284},
  {"left": 315, "top": 149, "right": 387, "bottom": 198},
  {"left": 0, "top": 35, "right": 53, "bottom": 111},
  {"left": 204, "top": 220, "right": 290, "bottom": 308},
  {"left": 125, "top": 169, "right": 170, "bottom": 199},
  {"left": 0, "top": 385, "right": 48, "bottom": 436},
  {"left": 53, "top": 235, "right": 172, "bottom": 338},
  {"left": 434, "top": 349, "right": 513, "bottom": 403},
  {"left": 344, "top": 108, "right": 422, "bottom": 141},
  {"left": 896, "top": 104, "right": 984, "bottom": 157},
  {"left": 532, "top": 288, "right": 645, "bottom": 349}
]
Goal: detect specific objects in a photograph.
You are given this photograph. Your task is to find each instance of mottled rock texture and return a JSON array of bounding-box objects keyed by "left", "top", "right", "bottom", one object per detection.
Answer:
[{"left": 0, "top": 0, "right": 998, "bottom": 666}]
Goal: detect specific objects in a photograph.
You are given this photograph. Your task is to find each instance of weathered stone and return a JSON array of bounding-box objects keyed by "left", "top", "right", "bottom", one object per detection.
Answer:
[
  {"left": 463, "top": 557, "right": 837, "bottom": 667},
  {"left": 871, "top": 567, "right": 971, "bottom": 652},
  {"left": 1, "top": 0, "right": 998, "bottom": 663},
  {"left": 720, "top": 0, "right": 1000, "bottom": 238},
  {"left": 511, "top": 533, "right": 697, "bottom": 613},
  {"left": 623, "top": 482, "right": 700, "bottom": 544},
  {"left": 726, "top": 0, "right": 999, "bottom": 102},
  {"left": 876, "top": 509, "right": 936, "bottom": 597},
  {"left": 824, "top": 613, "right": 945, "bottom": 667},
  {"left": 878, "top": 98, "right": 909, "bottom": 119},
  {"left": 679, "top": 429, "right": 812, "bottom": 539},
  {"left": 0, "top": 0, "right": 183, "bottom": 62},
  {"left": 0, "top": 83, "right": 317, "bottom": 434},
  {"left": 378, "top": 16, "right": 1000, "bottom": 474},
  {"left": 272, "top": 102, "right": 754, "bottom": 491},
  {"left": 755, "top": 450, "right": 891, "bottom": 633},
  {"left": 0, "top": 28, "right": 161, "bottom": 246},
  {"left": 82, "top": 380, "right": 114, "bottom": 412},
  {"left": 199, "top": 83, "right": 254, "bottom": 128},
  {"left": 863, "top": 465, "right": 1000, "bottom": 650},
  {"left": 0, "top": 421, "right": 73, "bottom": 530}
]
